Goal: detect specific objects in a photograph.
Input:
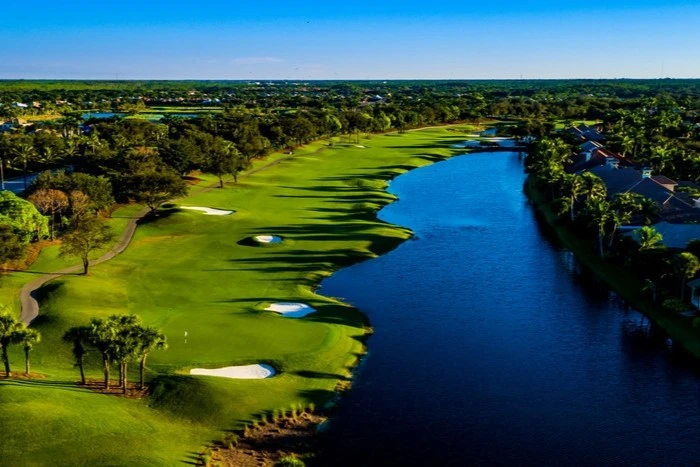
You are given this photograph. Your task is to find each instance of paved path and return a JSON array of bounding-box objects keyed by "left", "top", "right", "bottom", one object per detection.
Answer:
[{"left": 19, "top": 207, "right": 150, "bottom": 324}]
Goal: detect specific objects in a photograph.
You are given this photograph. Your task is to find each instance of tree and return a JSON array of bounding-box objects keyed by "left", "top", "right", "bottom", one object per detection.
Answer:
[
  {"left": 28, "top": 188, "right": 69, "bottom": 240},
  {"left": 69, "top": 191, "right": 92, "bottom": 221},
  {"left": 203, "top": 138, "right": 248, "bottom": 187},
  {"left": 0, "top": 223, "right": 25, "bottom": 265},
  {"left": 579, "top": 172, "right": 607, "bottom": 202},
  {"left": 10, "top": 142, "right": 36, "bottom": 190},
  {"left": 135, "top": 326, "right": 167, "bottom": 389},
  {"left": 0, "top": 190, "right": 49, "bottom": 243},
  {"left": 108, "top": 315, "right": 141, "bottom": 394},
  {"left": 62, "top": 326, "right": 90, "bottom": 384},
  {"left": 557, "top": 174, "right": 585, "bottom": 221},
  {"left": 88, "top": 317, "right": 116, "bottom": 389},
  {"left": 14, "top": 327, "right": 40, "bottom": 375},
  {"left": 584, "top": 197, "right": 611, "bottom": 258},
  {"left": 125, "top": 169, "right": 187, "bottom": 215},
  {"left": 608, "top": 192, "right": 643, "bottom": 247},
  {"left": 635, "top": 226, "right": 664, "bottom": 251},
  {"left": 59, "top": 215, "right": 114, "bottom": 274},
  {"left": 0, "top": 311, "right": 24, "bottom": 377},
  {"left": 672, "top": 252, "right": 700, "bottom": 300}
]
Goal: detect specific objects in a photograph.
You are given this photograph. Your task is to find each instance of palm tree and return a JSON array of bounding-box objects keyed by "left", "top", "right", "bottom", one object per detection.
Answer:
[
  {"left": 636, "top": 226, "right": 664, "bottom": 251},
  {"left": 579, "top": 172, "right": 607, "bottom": 202},
  {"left": 62, "top": 326, "right": 91, "bottom": 384},
  {"left": 0, "top": 312, "right": 24, "bottom": 377},
  {"left": 638, "top": 197, "right": 661, "bottom": 225},
  {"left": 608, "top": 192, "right": 643, "bottom": 247},
  {"left": 585, "top": 197, "right": 611, "bottom": 258},
  {"left": 109, "top": 315, "right": 141, "bottom": 394},
  {"left": 15, "top": 328, "right": 40, "bottom": 375},
  {"left": 557, "top": 173, "right": 585, "bottom": 221},
  {"left": 11, "top": 142, "right": 36, "bottom": 190},
  {"left": 89, "top": 318, "right": 117, "bottom": 388},
  {"left": 672, "top": 252, "right": 700, "bottom": 300},
  {"left": 135, "top": 326, "right": 167, "bottom": 389},
  {"left": 620, "top": 133, "right": 635, "bottom": 158}
]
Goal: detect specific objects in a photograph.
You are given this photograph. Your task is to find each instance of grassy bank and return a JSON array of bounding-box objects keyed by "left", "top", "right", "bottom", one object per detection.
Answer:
[
  {"left": 0, "top": 126, "right": 472, "bottom": 465},
  {"left": 525, "top": 177, "right": 700, "bottom": 358}
]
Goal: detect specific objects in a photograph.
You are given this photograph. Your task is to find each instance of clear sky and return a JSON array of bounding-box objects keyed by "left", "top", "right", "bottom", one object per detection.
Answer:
[{"left": 2, "top": 0, "right": 699, "bottom": 80}]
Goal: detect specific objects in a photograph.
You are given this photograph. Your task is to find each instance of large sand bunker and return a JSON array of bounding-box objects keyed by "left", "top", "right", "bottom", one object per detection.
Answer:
[
  {"left": 190, "top": 364, "right": 276, "bottom": 379},
  {"left": 181, "top": 206, "right": 233, "bottom": 216},
  {"left": 265, "top": 302, "right": 316, "bottom": 318}
]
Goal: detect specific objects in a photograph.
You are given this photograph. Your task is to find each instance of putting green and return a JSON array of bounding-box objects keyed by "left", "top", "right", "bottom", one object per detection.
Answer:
[{"left": 0, "top": 127, "right": 466, "bottom": 465}]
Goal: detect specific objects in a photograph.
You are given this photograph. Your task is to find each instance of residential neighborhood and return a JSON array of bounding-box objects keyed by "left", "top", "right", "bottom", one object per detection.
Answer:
[{"left": 566, "top": 124, "right": 700, "bottom": 249}]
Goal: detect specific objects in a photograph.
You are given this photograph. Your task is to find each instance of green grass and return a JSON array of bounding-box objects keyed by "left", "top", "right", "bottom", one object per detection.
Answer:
[
  {"left": 0, "top": 126, "right": 469, "bottom": 465},
  {"left": 525, "top": 178, "right": 700, "bottom": 357}
]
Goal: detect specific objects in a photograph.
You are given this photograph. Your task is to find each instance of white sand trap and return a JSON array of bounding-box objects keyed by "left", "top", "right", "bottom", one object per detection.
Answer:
[
  {"left": 254, "top": 235, "right": 283, "bottom": 244},
  {"left": 181, "top": 206, "right": 233, "bottom": 216},
  {"left": 190, "top": 364, "right": 275, "bottom": 379},
  {"left": 354, "top": 145, "right": 367, "bottom": 148},
  {"left": 265, "top": 302, "right": 316, "bottom": 318}
]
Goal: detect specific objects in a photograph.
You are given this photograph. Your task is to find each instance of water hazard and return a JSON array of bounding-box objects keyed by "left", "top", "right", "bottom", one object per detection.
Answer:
[{"left": 319, "top": 151, "right": 700, "bottom": 465}]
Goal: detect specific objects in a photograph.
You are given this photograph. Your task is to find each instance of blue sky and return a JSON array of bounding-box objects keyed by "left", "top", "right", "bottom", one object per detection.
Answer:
[{"left": 2, "top": 1, "right": 699, "bottom": 79}]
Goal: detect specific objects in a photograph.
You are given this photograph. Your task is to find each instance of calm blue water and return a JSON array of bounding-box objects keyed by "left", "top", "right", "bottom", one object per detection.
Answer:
[{"left": 320, "top": 151, "right": 700, "bottom": 466}]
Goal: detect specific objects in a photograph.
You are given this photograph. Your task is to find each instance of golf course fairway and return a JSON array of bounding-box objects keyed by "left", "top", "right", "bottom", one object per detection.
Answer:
[{"left": 0, "top": 127, "right": 467, "bottom": 465}]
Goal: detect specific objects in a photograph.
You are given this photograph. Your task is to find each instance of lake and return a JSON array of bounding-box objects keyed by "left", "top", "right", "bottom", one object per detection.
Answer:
[{"left": 319, "top": 150, "right": 700, "bottom": 465}]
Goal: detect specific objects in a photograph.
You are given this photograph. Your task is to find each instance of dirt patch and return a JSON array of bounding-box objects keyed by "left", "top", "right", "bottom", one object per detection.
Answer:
[
  {"left": 1, "top": 239, "right": 60, "bottom": 272},
  {"left": 82, "top": 379, "right": 150, "bottom": 399},
  {"left": 0, "top": 372, "right": 47, "bottom": 380},
  {"left": 210, "top": 412, "right": 326, "bottom": 466}
]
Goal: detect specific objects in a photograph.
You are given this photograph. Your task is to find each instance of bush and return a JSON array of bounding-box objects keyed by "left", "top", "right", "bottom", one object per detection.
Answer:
[
  {"left": 275, "top": 456, "right": 305, "bottom": 467},
  {"left": 662, "top": 298, "right": 688, "bottom": 314}
]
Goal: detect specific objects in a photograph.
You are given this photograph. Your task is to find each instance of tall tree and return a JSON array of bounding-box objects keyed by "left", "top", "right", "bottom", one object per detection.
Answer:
[
  {"left": 0, "top": 312, "right": 24, "bottom": 377},
  {"left": 62, "top": 326, "right": 90, "bottom": 384},
  {"left": 125, "top": 169, "right": 187, "bottom": 215},
  {"left": 557, "top": 173, "right": 585, "bottom": 221},
  {"left": 135, "top": 326, "right": 167, "bottom": 389},
  {"left": 584, "top": 197, "right": 611, "bottom": 258},
  {"left": 28, "top": 188, "right": 69, "bottom": 240},
  {"left": 15, "top": 327, "right": 40, "bottom": 375},
  {"left": 59, "top": 215, "right": 114, "bottom": 275},
  {"left": 10, "top": 142, "right": 36, "bottom": 190},
  {"left": 672, "top": 252, "right": 700, "bottom": 300}
]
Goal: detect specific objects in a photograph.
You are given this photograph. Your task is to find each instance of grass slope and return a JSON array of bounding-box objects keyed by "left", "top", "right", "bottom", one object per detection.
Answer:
[{"left": 0, "top": 127, "right": 471, "bottom": 465}]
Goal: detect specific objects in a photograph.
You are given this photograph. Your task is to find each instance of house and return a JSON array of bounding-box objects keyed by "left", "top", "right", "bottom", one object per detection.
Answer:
[
  {"left": 588, "top": 163, "right": 698, "bottom": 222},
  {"left": 0, "top": 121, "right": 14, "bottom": 133},
  {"left": 566, "top": 124, "right": 605, "bottom": 142},
  {"left": 567, "top": 146, "right": 633, "bottom": 173}
]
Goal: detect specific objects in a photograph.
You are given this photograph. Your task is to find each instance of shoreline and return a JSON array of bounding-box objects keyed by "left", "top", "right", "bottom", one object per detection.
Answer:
[
  {"left": 524, "top": 176, "right": 700, "bottom": 358},
  {"left": 209, "top": 142, "right": 526, "bottom": 464}
]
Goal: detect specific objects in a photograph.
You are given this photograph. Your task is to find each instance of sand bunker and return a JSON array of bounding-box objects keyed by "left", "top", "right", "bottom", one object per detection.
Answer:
[
  {"left": 181, "top": 206, "right": 233, "bottom": 216},
  {"left": 190, "top": 364, "right": 275, "bottom": 379},
  {"left": 254, "top": 235, "right": 283, "bottom": 244},
  {"left": 265, "top": 302, "right": 316, "bottom": 318},
  {"left": 354, "top": 145, "right": 367, "bottom": 148}
]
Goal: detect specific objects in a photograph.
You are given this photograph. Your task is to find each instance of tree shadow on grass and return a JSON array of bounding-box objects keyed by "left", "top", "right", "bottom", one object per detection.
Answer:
[
  {"left": 136, "top": 207, "right": 180, "bottom": 226},
  {"left": 293, "top": 370, "right": 350, "bottom": 381}
]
